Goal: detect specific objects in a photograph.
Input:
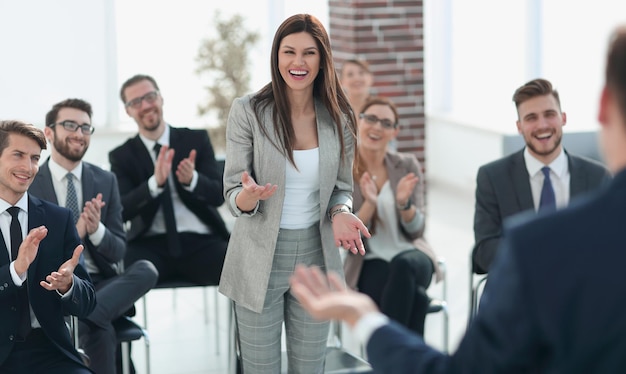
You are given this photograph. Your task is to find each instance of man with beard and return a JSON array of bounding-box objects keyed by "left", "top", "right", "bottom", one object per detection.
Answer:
[
  {"left": 29, "top": 99, "right": 158, "bottom": 374},
  {"left": 109, "top": 75, "right": 229, "bottom": 289},
  {"left": 472, "top": 78, "right": 611, "bottom": 274}
]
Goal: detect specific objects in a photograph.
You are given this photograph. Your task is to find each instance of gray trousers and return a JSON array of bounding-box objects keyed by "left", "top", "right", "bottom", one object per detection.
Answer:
[
  {"left": 236, "top": 224, "right": 330, "bottom": 374},
  {"left": 79, "top": 259, "right": 158, "bottom": 374}
]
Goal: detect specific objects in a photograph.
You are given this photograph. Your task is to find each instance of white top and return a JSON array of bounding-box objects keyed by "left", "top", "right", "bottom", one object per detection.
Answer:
[
  {"left": 366, "top": 181, "right": 414, "bottom": 261},
  {"left": 280, "top": 148, "right": 320, "bottom": 229},
  {"left": 524, "top": 147, "right": 570, "bottom": 210}
]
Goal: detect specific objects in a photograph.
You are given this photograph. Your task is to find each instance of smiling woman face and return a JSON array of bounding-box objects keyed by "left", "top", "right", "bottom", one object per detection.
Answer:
[
  {"left": 278, "top": 31, "right": 320, "bottom": 93},
  {"left": 358, "top": 103, "right": 399, "bottom": 153}
]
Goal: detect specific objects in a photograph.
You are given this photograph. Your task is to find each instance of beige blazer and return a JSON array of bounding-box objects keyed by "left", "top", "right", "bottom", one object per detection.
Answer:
[
  {"left": 219, "top": 94, "right": 355, "bottom": 313},
  {"left": 344, "top": 151, "right": 442, "bottom": 290}
]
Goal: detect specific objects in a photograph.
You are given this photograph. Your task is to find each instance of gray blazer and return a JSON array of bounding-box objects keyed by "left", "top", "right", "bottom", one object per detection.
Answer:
[
  {"left": 473, "top": 149, "right": 611, "bottom": 273},
  {"left": 344, "top": 151, "right": 442, "bottom": 289},
  {"left": 219, "top": 94, "right": 355, "bottom": 312},
  {"left": 29, "top": 159, "right": 127, "bottom": 279}
]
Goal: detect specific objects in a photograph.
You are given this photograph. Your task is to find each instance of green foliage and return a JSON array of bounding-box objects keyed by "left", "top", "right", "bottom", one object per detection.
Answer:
[{"left": 196, "top": 11, "right": 260, "bottom": 152}]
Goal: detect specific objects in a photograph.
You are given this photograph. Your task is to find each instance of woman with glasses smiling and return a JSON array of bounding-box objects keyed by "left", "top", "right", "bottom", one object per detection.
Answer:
[{"left": 344, "top": 96, "right": 442, "bottom": 336}]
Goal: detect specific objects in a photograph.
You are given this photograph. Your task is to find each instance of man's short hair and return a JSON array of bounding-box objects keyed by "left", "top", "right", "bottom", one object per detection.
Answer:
[
  {"left": 0, "top": 120, "right": 47, "bottom": 155},
  {"left": 120, "top": 74, "right": 160, "bottom": 103},
  {"left": 512, "top": 78, "right": 562, "bottom": 115},
  {"left": 45, "top": 98, "right": 92, "bottom": 128}
]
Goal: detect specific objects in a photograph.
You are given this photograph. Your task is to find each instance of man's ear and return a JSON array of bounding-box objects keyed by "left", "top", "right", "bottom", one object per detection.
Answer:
[
  {"left": 43, "top": 126, "right": 53, "bottom": 142},
  {"left": 598, "top": 86, "right": 611, "bottom": 127}
]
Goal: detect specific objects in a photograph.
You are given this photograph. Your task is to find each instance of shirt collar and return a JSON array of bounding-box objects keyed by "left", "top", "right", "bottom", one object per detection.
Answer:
[
  {"left": 524, "top": 147, "right": 568, "bottom": 178},
  {"left": 0, "top": 193, "right": 29, "bottom": 214},
  {"left": 48, "top": 158, "right": 83, "bottom": 183},
  {"left": 139, "top": 124, "right": 170, "bottom": 152}
]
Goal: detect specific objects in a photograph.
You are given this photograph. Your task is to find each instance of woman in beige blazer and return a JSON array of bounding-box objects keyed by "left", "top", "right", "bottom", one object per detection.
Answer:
[
  {"left": 219, "top": 14, "right": 369, "bottom": 374},
  {"left": 344, "top": 96, "right": 442, "bottom": 336}
]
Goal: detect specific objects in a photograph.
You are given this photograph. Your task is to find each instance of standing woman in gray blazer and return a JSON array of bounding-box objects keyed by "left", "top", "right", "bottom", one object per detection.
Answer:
[{"left": 219, "top": 13, "right": 370, "bottom": 374}]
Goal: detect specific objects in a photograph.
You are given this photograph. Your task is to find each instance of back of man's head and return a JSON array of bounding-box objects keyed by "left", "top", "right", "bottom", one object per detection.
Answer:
[{"left": 606, "top": 27, "right": 626, "bottom": 121}]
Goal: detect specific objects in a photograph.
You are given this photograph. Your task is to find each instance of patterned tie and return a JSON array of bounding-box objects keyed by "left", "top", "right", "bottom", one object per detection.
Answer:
[
  {"left": 66, "top": 173, "right": 80, "bottom": 224},
  {"left": 539, "top": 166, "right": 556, "bottom": 211},
  {"left": 7, "top": 206, "right": 31, "bottom": 339},
  {"left": 154, "top": 143, "right": 182, "bottom": 257}
]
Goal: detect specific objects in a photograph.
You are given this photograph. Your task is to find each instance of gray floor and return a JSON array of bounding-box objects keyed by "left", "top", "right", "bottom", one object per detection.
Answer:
[{"left": 128, "top": 179, "right": 475, "bottom": 373}]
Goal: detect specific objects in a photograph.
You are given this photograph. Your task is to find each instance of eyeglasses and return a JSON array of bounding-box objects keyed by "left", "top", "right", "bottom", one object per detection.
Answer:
[
  {"left": 49, "top": 120, "right": 95, "bottom": 135},
  {"left": 125, "top": 91, "right": 160, "bottom": 109},
  {"left": 359, "top": 113, "right": 397, "bottom": 129}
]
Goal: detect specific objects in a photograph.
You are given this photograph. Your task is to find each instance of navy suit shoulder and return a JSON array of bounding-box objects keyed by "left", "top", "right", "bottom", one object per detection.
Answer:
[
  {"left": 365, "top": 171, "right": 626, "bottom": 373},
  {"left": 0, "top": 195, "right": 96, "bottom": 369}
]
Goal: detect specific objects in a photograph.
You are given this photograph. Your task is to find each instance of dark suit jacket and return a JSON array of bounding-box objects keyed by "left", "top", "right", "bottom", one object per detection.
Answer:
[
  {"left": 366, "top": 170, "right": 626, "bottom": 373},
  {"left": 108, "top": 126, "right": 229, "bottom": 243},
  {"left": 0, "top": 195, "right": 96, "bottom": 367},
  {"left": 29, "top": 159, "right": 126, "bottom": 279},
  {"left": 473, "top": 149, "right": 610, "bottom": 273}
]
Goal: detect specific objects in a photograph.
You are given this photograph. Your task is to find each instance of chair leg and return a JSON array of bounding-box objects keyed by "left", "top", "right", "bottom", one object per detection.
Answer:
[
  {"left": 121, "top": 341, "right": 131, "bottom": 374},
  {"left": 212, "top": 287, "right": 220, "bottom": 354},
  {"left": 142, "top": 295, "right": 149, "bottom": 330},
  {"left": 144, "top": 330, "right": 151, "bottom": 374}
]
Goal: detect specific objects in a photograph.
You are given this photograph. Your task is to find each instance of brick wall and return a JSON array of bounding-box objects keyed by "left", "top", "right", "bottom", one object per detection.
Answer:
[{"left": 329, "top": 0, "right": 425, "bottom": 169}]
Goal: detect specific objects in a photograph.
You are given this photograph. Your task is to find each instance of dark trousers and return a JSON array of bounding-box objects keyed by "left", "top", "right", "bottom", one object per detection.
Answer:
[
  {"left": 1, "top": 329, "right": 92, "bottom": 374},
  {"left": 357, "top": 249, "right": 434, "bottom": 335},
  {"left": 79, "top": 260, "right": 158, "bottom": 374},
  {"left": 126, "top": 232, "right": 227, "bottom": 285}
]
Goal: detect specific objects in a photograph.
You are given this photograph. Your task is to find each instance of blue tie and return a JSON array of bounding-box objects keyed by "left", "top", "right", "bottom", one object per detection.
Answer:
[{"left": 539, "top": 166, "right": 556, "bottom": 211}]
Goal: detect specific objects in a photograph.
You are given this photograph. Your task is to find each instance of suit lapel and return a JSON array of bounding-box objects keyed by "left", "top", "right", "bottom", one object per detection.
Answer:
[
  {"left": 315, "top": 99, "right": 337, "bottom": 209},
  {"left": 0, "top": 221, "right": 8, "bottom": 266},
  {"left": 35, "top": 161, "right": 60, "bottom": 204},
  {"left": 568, "top": 153, "right": 586, "bottom": 196},
  {"left": 27, "top": 195, "right": 45, "bottom": 277},
  {"left": 131, "top": 135, "right": 155, "bottom": 178},
  {"left": 510, "top": 150, "right": 534, "bottom": 211},
  {"left": 82, "top": 163, "right": 95, "bottom": 203}
]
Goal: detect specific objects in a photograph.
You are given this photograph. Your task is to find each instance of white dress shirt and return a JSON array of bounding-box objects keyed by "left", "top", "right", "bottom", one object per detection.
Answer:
[
  {"left": 524, "top": 147, "right": 570, "bottom": 210},
  {"left": 48, "top": 159, "right": 104, "bottom": 274},
  {"left": 138, "top": 124, "right": 210, "bottom": 235}
]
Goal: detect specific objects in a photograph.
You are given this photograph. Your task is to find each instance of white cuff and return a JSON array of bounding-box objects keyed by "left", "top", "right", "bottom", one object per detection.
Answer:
[{"left": 354, "top": 312, "right": 389, "bottom": 346}]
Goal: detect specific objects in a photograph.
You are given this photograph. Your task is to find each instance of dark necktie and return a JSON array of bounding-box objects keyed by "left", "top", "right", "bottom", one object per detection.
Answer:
[
  {"left": 7, "top": 206, "right": 31, "bottom": 339},
  {"left": 539, "top": 166, "right": 556, "bottom": 211},
  {"left": 66, "top": 173, "right": 80, "bottom": 224},
  {"left": 154, "top": 143, "right": 182, "bottom": 257}
]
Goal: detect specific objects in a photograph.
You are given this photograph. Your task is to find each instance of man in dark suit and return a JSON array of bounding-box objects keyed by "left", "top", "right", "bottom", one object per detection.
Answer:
[
  {"left": 29, "top": 99, "right": 158, "bottom": 374},
  {"left": 473, "top": 78, "right": 610, "bottom": 273},
  {"left": 109, "top": 74, "right": 229, "bottom": 286},
  {"left": 289, "top": 26, "right": 626, "bottom": 373},
  {"left": 0, "top": 120, "right": 96, "bottom": 373}
]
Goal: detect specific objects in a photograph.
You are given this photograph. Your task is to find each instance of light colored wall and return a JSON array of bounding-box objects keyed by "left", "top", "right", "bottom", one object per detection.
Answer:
[{"left": 424, "top": 0, "right": 625, "bottom": 189}]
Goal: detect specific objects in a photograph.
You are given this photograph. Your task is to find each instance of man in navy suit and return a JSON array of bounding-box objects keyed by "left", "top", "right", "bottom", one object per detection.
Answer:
[
  {"left": 109, "top": 74, "right": 229, "bottom": 286},
  {"left": 0, "top": 120, "right": 96, "bottom": 373},
  {"left": 290, "top": 26, "right": 626, "bottom": 373},
  {"left": 473, "top": 78, "right": 610, "bottom": 273},
  {"left": 29, "top": 99, "right": 158, "bottom": 374}
]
